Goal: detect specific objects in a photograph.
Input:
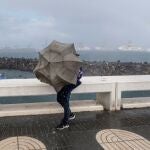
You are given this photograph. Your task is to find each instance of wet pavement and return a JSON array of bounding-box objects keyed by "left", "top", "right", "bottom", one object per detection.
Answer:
[{"left": 0, "top": 108, "right": 149, "bottom": 150}]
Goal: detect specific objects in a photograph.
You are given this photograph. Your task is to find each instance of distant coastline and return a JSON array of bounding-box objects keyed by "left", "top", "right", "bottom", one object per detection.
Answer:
[{"left": 0, "top": 57, "right": 150, "bottom": 76}]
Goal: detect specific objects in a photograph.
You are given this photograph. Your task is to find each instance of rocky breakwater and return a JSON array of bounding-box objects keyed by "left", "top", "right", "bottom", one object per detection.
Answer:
[
  {"left": 82, "top": 60, "right": 150, "bottom": 76},
  {"left": 0, "top": 57, "right": 37, "bottom": 72},
  {"left": 0, "top": 57, "right": 150, "bottom": 76}
]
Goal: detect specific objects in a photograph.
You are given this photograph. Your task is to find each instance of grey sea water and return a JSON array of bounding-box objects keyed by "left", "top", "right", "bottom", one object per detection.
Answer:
[
  {"left": 0, "top": 50, "right": 150, "bottom": 104},
  {"left": 0, "top": 50, "right": 150, "bottom": 62}
]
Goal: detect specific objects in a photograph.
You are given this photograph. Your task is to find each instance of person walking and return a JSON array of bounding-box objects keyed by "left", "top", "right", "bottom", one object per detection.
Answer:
[
  {"left": 56, "top": 67, "right": 83, "bottom": 130},
  {"left": 34, "top": 41, "right": 82, "bottom": 130}
]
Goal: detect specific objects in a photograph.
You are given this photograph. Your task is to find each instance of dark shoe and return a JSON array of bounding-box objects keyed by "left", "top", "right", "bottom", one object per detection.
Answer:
[
  {"left": 69, "top": 113, "right": 75, "bottom": 120},
  {"left": 56, "top": 122, "right": 69, "bottom": 130}
]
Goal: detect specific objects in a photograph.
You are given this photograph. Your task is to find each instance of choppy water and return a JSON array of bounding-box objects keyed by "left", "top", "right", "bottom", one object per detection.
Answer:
[{"left": 0, "top": 69, "right": 35, "bottom": 79}]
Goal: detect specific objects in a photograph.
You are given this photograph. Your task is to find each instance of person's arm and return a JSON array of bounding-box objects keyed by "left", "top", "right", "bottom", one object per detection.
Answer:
[
  {"left": 68, "top": 67, "right": 83, "bottom": 91},
  {"left": 76, "top": 79, "right": 81, "bottom": 87},
  {"left": 77, "top": 67, "right": 83, "bottom": 80}
]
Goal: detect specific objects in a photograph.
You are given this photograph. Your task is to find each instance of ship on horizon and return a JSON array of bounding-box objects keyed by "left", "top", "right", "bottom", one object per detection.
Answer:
[{"left": 118, "top": 42, "right": 144, "bottom": 52}]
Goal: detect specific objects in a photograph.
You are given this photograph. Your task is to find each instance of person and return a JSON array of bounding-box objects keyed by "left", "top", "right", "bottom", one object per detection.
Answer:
[{"left": 56, "top": 67, "right": 83, "bottom": 130}]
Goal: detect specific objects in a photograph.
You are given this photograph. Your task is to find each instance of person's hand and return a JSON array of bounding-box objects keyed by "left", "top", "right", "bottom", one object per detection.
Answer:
[{"left": 76, "top": 80, "right": 81, "bottom": 86}]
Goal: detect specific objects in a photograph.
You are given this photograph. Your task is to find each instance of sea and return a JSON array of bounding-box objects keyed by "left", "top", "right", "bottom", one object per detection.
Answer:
[
  {"left": 0, "top": 50, "right": 150, "bottom": 62},
  {"left": 0, "top": 50, "right": 150, "bottom": 104}
]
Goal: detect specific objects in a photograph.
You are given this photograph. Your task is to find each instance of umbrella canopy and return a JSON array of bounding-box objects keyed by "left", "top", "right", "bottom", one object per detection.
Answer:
[{"left": 34, "top": 40, "right": 82, "bottom": 92}]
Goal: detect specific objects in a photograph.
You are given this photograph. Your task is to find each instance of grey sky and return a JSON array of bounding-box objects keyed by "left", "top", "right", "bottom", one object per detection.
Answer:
[{"left": 0, "top": 0, "right": 150, "bottom": 49}]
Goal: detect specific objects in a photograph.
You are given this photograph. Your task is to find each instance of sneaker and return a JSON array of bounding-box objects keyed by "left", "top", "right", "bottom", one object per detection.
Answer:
[
  {"left": 69, "top": 113, "right": 75, "bottom": 120},
  {"left": 56, "top": 122, "right": 69, "bottom": 130}
]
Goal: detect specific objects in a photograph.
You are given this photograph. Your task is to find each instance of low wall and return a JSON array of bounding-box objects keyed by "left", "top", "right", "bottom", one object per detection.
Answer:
[{"left": 0, "top": 75, "right": 150, "bottom": 117}]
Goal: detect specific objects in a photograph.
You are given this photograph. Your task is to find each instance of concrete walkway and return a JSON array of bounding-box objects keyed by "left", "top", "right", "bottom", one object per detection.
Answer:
[{"left": 0, "top": 108, "right": 149, "bottom": 150}]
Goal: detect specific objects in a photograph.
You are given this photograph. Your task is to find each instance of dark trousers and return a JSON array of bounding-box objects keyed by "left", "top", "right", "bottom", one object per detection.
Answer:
[{"left": 57, "top": 81, "right": 81, "bottom": 124}]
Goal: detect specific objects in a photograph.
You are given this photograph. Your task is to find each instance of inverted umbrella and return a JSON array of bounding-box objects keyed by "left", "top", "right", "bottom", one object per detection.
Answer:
[{"left": 34, "top": 40, "right": 82, "bottom": 92}]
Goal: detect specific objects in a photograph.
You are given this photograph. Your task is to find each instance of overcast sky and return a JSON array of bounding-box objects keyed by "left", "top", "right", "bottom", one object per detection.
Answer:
[{"left": 0, "top": 0, "right": 150, "bottom": 49}]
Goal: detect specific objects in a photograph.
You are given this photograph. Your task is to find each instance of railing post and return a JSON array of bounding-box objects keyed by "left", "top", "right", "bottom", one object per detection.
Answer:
[
  {"left": 115, "top": 83, "right": 121, "bottom": 110},
  {"left": 96, "top": 92, "right": 110, "bottom": 110},
  {"left": 96, "top": 83, "right": 116, "bottom": 111}
]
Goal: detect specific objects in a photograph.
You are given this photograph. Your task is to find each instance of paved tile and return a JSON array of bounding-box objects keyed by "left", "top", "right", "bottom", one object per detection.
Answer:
[
  {"left": 0, "top": 136, "right": 47, "bottom": 150},
  {"left": 0, "top": 137, "right": 18, "bottom": 150},
  {"left": 96, "top": 129, "right": 150, "bottom": 150},
  {"left": 121, "top": 125, "right": 150, "bottom": 140},
  {"left": 18, "top": 136, "right": 46, "bottom": 150},
  {"left": 0, "top": 108, "right": 149, "bottom": 150}
]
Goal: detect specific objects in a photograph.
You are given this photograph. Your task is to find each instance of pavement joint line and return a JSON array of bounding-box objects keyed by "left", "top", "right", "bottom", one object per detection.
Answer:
[
  {"left": 108, "top": 129, "right": 123, "bottom": 142},
  {"left": 16, "top": 136, "right": 19, "bottom": 150},
  {"left": 55, "top": 145, "right": 73, "bottom": 149},
  {"left": 110, "top": 130, "right": 145, "bottom": 142},
  {"left": 133, "top": 140, "right": 150, "bottom": 150},
  {"left": 99, "top": 138, "right": 149, "bottom": 144},
  {"left": 115, "top": 141, "right": 132, "bottom": 150}
]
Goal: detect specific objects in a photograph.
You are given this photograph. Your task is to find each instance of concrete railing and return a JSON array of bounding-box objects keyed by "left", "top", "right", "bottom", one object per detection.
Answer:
[
  {"left": 0, "top": 75, "right": 150, "bottom": 117},
  {"left": 99, "top": 75, "right": 150, "bottom": 110},
  {"left": 0, "top": 77, "right": 116, "bottom": 117},
  {"left": 115, "top": 75, "right": 150, "bottom": 110}
]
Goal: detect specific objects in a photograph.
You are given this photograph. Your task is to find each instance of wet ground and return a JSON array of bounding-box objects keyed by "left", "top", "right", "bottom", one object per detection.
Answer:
[{"left": 0, "top": 108, "right": 149, "bottom": 150}]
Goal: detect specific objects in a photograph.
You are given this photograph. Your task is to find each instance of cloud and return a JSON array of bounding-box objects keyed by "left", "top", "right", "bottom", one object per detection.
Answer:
[
  {"left": 0, "top": 13, "right": 70, "bottom": 48},
  {"left": 0, "top": 0, "right": 150, "bottom": 48}
]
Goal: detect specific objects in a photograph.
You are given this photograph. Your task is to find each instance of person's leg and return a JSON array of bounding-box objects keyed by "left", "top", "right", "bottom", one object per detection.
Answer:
[
  {"left": 56, "top": 86, "right": 71, "bottom": 130},
  {"left": 62, "top": 85, "right": 72, "bottom": 124},
  {"left": 63, "top": 84, "right": 79, "bottom": 122},
  {"left": 57, "top": 86, "right": 71, "bottom": 113},
  {"left": 63, "top": 93, "right": 71, "bottom": 124},
  {"left": 57, "top": 82, "right": 81, "bottom": 107},
  {"left": 57, "top": 89, "right": 64, "bottom": 107},
  {"left": 56, "top": 84, "right": 77, "bottom": 129}
]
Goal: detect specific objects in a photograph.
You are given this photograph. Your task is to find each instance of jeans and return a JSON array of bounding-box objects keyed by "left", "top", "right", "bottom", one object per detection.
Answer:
[{"left": 57, "top": 81, "right": 81, "bottom": 124}]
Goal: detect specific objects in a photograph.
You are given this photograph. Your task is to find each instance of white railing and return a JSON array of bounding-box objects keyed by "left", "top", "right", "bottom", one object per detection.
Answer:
[{"left": 0, "top": 75, "right": 150, "bottom": 117}]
